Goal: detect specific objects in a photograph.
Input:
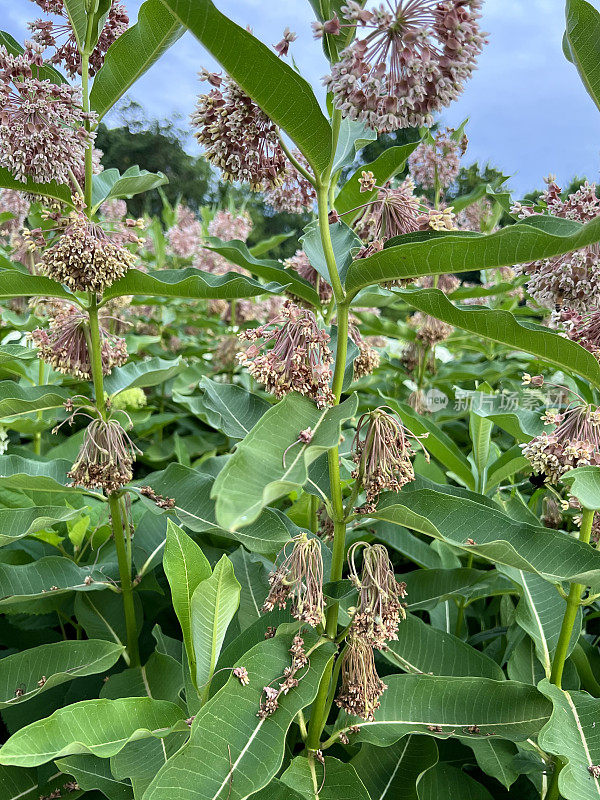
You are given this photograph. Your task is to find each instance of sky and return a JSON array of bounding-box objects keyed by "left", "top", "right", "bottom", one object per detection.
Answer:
[{"left": 3, "top": 0, "right": 600, "bottom": 196}]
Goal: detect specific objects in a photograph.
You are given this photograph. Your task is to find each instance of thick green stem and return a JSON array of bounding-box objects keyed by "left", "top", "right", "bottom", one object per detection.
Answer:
[
  {"left": 546, "top": 507, "right": 594, "bottom": 799},
  {"left": 109, "top": 493, "right": 140, "bottom": 667}
]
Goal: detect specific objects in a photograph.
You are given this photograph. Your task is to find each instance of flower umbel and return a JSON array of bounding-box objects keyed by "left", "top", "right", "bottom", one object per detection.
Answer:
[
  {"left": 408, "top": 128, "right": 462, "bottom": 190},
  {"left": 68, "top": 415, "right": 141, "bottom": 494},
  {"left": 284, "top": 250, "right": 333, "bottom": 304},
  {"left": 261, "top": 533, "right": 325, "bottom": 627},
  {"left": 335, "top": 636, "right": 387, "bottom": 720}
]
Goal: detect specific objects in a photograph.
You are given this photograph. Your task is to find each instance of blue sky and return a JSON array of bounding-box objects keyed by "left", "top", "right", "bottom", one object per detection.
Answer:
[{"left": 3, "top": 0, "right": 599, "bottom": 195}]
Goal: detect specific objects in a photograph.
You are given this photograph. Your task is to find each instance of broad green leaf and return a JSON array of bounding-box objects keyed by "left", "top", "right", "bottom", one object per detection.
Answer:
[
  {"left": 501, "top": 566, "right": 582, "bottom": 678},
  {"left": 384, "top": 613, "right": 504, "bottom": 680},
  {"left": 417, "top": 763, "right": 493, "bottom": 800},
  {"left": 561, "top": 465, "right": 600, "bottom": 510},
  {"left": 345, "top": 216, "right": 600, "bottom": 297},
  {"left": 0, "top": 168, "right": 75, "bottom": 207},
  {"left": 372, "top": 522, "right": 443, "bottom": 569},
  {"left": 338, "top": 674, "right": 551, "bottom": 745},
  {"left": 0, "top": 382, "right": 69, "bottom": 419},
  {"left": 203, "top": 239, "right": 320, "bottom": 307},
  {"left": 565, "top": 0, "right": 600, "bottom": 113},
  {"left": 0, "top": 640, "right": 124, "bottom": 709},
  {"left": 158, "top": 0, "right": 331, "bottom": 175},
  {"left": 249, "top": 232, "right": 295, "bottom": 257},
  {"left": 469, "top": 398, "right": 493, "bottom": 492},
  {"left": 0, "top": 270, "right": 74, "bottom": 300},
  {"left": 281, "top": 756, "right": 371, "bottom": 800},
  {"left": 228, "top": 547, "right": 271, "bottom": 631},
  {"left": 538, "top": 679, "right": 600, "bottom": 800},
  {"left": 63, "top": 0, "right": 87, "bottom": 50},
  {"left": 191, "top": 555, "right": 240, "bottom": 701},
  {"left": 371, "top": 478, "right": 600, "bottom": 588},
  {"left": 402, "top": 567, "right": 513, "bottom": 611},
  {"left": 92, "top": 166, "right": 168, "bottom": 210},
  {"left": 142, "top": 463, "right": 291, "bottom": 554},
  {"left": 351, "top": 735, "right": 438, "bottom": 800},
  {"left": 144, "top": 634, "right": 336, "bottom": 800},
  {"left": 468, "top": 739, "right": 520, "bottom": 790},
  {"left": 457, "top": 389, "right": 545, "bottom": 442},
  {"left": 90, "top": 0, "right": 184, "bottom": 119},
  {"left": 392, "top": 288, "right": 600, "bottom": 388},
  {"left": 331, "top": 118, "right": 377, "bottom": 174},
  {"left": 335, "top": 140, "right": 422, "bottom": 221},
  {"left": 163, "top": 520, "right": 211, "bottom": 687},
  {"left": 56, "top": 753, "right": 133, "bottom": 800},
  {"left": 104, "top": 357, "right": 185, "bottom": 395},
  {"left": 196, "top": 377, "right": 270, "bottom": 439},
  {"left": 0, "top": 456, "right": 79, "bottom": 495},
  {"left": 212, "top": 393, "right": 358, "bottom": 530},
  {"left": 103, "top": 268, "right": 286, "bottom": 301},
  {"left": 0, "top": 697, "right": 187, "bottom": 767},
  {"left": 0, "top": 765, "right": 76, "bottom": 800},
  {"left": 110, "top": 734, "right": 188, "bottom": 797},
  {"left": 0, "top": 506, "right": 81, "bottom": 547},
  {"left": 485, "top": 446, "right": 531, "bottom": 493},
  {"left": 300, "top": 219, "right": 361, "bottom": 284},
  {"left": 75, "top": 592, "right": 142, "bottom": 651}
]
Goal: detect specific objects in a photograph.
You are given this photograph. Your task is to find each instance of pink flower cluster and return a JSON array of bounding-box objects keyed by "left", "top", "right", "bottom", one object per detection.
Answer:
[
  {"left": 408, "top": 128, "right": 462, "bottom": 190},
  {"left": 167, "top": 205, "right": 202, "bottom": 258},
  {"left": 194, "top": 210, "right": 253, "bottom": 275},
  {"left": 0, "top": 189, "right": 30, "bottom": 241}
]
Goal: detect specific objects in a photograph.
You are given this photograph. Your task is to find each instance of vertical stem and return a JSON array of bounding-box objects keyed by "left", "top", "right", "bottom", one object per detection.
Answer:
[
  {"left": 33, "top": 359, "right": 46, "bottom": 455},
  {"left": 310, "top": 494, "right": 318, "bottom": 534},
  {"left": 109, "top": 493, "right": 140, "bottom": 667}
]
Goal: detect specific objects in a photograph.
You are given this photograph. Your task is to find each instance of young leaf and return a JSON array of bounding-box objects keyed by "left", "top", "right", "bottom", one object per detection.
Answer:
[
  {"left": 212, "top": 393, "right": 358, "bottom": 530},
  {"left": 91, "top": 166, "right": 169, "bottom": 210},
  {"left": 191, "top": 554, "right": 241, "bottom": 701},
  {"left": 104, "top": 357, "right": 186, "bottom": 395},
  {"left": 300, "top": 219, "right": 361, "bottom": 284}
]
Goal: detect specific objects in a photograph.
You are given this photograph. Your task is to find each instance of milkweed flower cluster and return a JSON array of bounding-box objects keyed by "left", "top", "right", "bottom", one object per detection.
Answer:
[
  {"left": 521, "top": 401, "right": 600, "bottom": 484},
  {"left": 167, "top": 205, "right": 202, "bottom": 258},
  {"left": 194, "top": 209, "right": 253, "bottom": 275},
  {"left": 409, "top": 311, "right": 454, "bottom": 345},
  {"left": 558, "top": 308, "right": 600, "bottom": 361},
  {"left": 323, "top": 0, "right": 487, "bottom": 132},
  {"left": 191, "top": 70, "right": 286, "bottom": 190},
  {"left": 417, "top": 273, "right": 460, "bottom": 293},
  {"left": 352, "top": 407, "right": 429, "bottom": 513},
  {"left": 261, "top": 534, "right": 325, "bottom": 627},
  {"left": 100, "top": 199, "right": 128, "bottom": 223},
  {"left": 513, "top": 180, "right": 600, "bottom": 311},
  {"left": 335, "top": 636, "right": 388, "bottom": 720},
  {"left": 0, "top": 42, "right": 96, "bottom": 185},
  {"left": 29, "top": 0, "right": 128, "bottom": 77},
  {"left": 68, "top": 415, "right": 140, "bottom": 494},
  {"left": 349, "top": 324, "right": 381, "bottom": 378},
  {"left": 38, "top": 212, "right": 137, "bottom": 292},
  {"left": 0, "top": 189, "right": 30, "bottom": 241},
  {"left": 237, "top": 300, "right": 335, "bottom": 408},
  {"left": 31, "top": 304, "right": 127, "bottom": 379},
  {"left": 284, "top": 250, "right": 333, "bottom": 304},
  {"left": 408, "top": 128, "right": 463, "bottom": 190},
  {"left": 457, "top": 197, "right": 493, "bottom": 231},
  {"left": 263, "top": 151, "right": 316, "bottom": 214}
]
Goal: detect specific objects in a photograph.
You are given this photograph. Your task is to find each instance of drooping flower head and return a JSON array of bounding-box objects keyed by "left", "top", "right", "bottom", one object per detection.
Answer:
[
  {"left": 556, "top": 308, "right": 600, "bottom": 362},
  {"left": 0, "top": 189, "right": 30, "bottom": 241},
  {"left": 261, "top": 533, "right": 325, "bottom": 627},
  {"left": 68, "top": 415, "right": 140, "bottom": 494},
  {"left": 191, "top": 70, "right": 286, "bottom": 190},
  {"left": 263, "top": 151, "right": 316, "bottom": 214},
  {"left": 0, "top": 42, "right": 96, "bottom": 185},
  {"left": 31, "top": 304, "right": 127, "bottom": 379},
  {"left": 409, "top": 311, "right": 454, "bottom": 345},
  {"left": 352, "top": 406, "right": 429, "bottom": 512},
  {"left": 349, "top": 324, "right": 381, "bottom": 378},
  {"left": 513, "top": 180, "right": 600, "bottom": 311},
  {"left": 284, "top": 250, "right": 333, "bottom": 304},
  {"left": 324, "top": 1, "right": 487, "bottom": 132},
  {"left": 335, "top": 636, "right": 387, "bottom": 720},
  {"left": 348, "top": 542, "right": 408, "bottom": 647},
  {"left": 29, "top": 0, "right": 128, "bottom": 76},
  {"left": 237, "top": 300, "right": 335, "bottom": 408},
  {"left": 39, "top": 211, "right": 136, "bottom": 292},
  {"left": 521, "top": 398, "right": 600, "bottom": 484},
  {"left": 408, "top": 128, "right": 463, "bottom": 190}
]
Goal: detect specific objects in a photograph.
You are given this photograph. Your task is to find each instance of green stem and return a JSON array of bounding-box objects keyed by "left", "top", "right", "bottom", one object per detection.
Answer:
[
  {"left": 109, "top": 494, "right": 140, "bottom": 667},
  {"left": 277, "top": 131, "right": 317, "bottom": 187},
  {"left": 310, "top": 494, "right": 319, "bottom": 534},
  {"left": 33, "top": 359, "right": 46, "bottom": 456}
]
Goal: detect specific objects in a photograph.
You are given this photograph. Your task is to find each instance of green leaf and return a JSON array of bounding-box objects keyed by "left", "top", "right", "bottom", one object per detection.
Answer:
[
  {"left": 0, "top": 271, "right": 74, "bottom": 301},
  {"left": 249, "top": 232, "right": 295, "bottom": 257},
  {"left": 417, "top": 763, "right": 493, "bottom": 800},
  {"left": 204, "top": 239, "right": 320, "bottom": 307},
  {"left": 402, "top": 567, "right": 512, "bottom": 611},
  {"left": 158, "top": 0, "right": 331, "bottom": 175},
  {"left": 0, "top": 456, "right": 78, "bottom": 495},
  {"left": 338, "top": 674, "right": 551, "bottom": 745},
  {"left": 144, "top": 634, "right": 336, "bottom": 800},
  {"left": 90, "top": 0, "right": 184, "bottom": 119},
  {"left": 345, "top": 215, "right": 600, "bottom": 297},
  {"left": 281, "top": 756, "right": 371, "bottom": 800},
  {"left": 142, "top": 463, "right": 292, "bottom": 555},
  {"left": 0, "top": 506, "right": 82, "bottom": 547},
  {"left": 392, "top": 288, "right": 600, "bottom": 388},
  {"left": 331, "top": 118, "right": 377, "bottom": 174},
  {"left": 0, "top": 640, "right": 125, "bottom": 709},
  {"left": 196, "top": 377, "right": 270, "bottom": 439},
  {"left": 371, "top": 479, "right": 600, "bottom": 589},
  {"left": 561, "top": 465, "right": 600, "bottom": 510},
  {"left": 300, "top": 219, "right": 361, "bottom": 284},
  {"left": 351, "top": 735, "right": 438, "bottom": 800},
  {"left": 63, "top": 0, "right": 87, "bottom": 51},
  {"left": 103, "top": 268, "right": 286, "bottom": 301},
  {"left": 92, "top": 166, "right": 169, "bottom": 210},
  {"left": 56, "top": 753, "right": 133, "bottom": 800},
  {"left": 538, "top": 679, "right": 600, "bottom": 800},
  {"left": 335, "top": 139, "right": 422, "bottom": 221},
  {"left": 453, "top": 389, "right": 546, "bottom": 442},
  {"left": 468, "top": 739, "right": 520, "bottom": 791},
  {"left": 565, "top": 0, "right": 600, "bottom": 112},
  {"left": 0, "top": 382, "right": 69, "bottom": 419},
  {"left": 191, "top": 555, "right": 240, "bottom": 701},
  {"left": 104, "top": 357, "right": 185, "bottom": 395},
  {"left": 228, "top": 547, "right": 271, "bottom": 631},
  {"left": 163, "top": 520, "right": 211, "bottom": 687},
  {"left": 384, "top": 612, "right": 504, "bottom": 680},
  {"left": 212, "top": 393, "right": 358, "bottom": 530},
  {"left": 0, "top": 697, "right": 187, "bottom": 767}
]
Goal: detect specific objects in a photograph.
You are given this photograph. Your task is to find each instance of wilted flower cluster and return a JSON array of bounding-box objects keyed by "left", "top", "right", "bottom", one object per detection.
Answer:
[
  {"left": 408, "top": 128, "right": 463, "bottom": 190},
  {"left": 352, "top": 407, "right": 428, "bottom": 512},
  {"left": 409, "top": 311, "right": 454, "bottom": 345},
  {"left": 284, "top": 250, "right": 333, "bottom": 304},
  {"left": 257, "top": 634, "right": 308, "bottom": 720},
  {"left": 323, "top": 0, "right": 487, "bottom": 132},
  {"left": 521, "top": 401, "right": 600, "bottom": 484},
  {"left": 335, "top": 636, "right": 387, "bottom": 720},
  {"left": 261, "top": 534, "right": 325, "bottom": 627},
  {"left": 31, "top": 304, "right": 127, "bottom": 379},
  {"left": 191, "top": 70, "right": 286, "bottom": 190},
  {"left": 167, "top": 205, "right": 202, "bottom": 258},
  {"left": 0, "top": 42, "right": 96, "bottom": 185},
  {"left": 237, "top": 300, "right": 335, "bottom": 407},
  {"left": 349, "top": 324, "right": 380, "bottom": 378},
  {"left": 513, "top": 180, "right": 600, "bottom": 311},
  {"left": 194, "top": 210, "right": 253, "bottom": 275},
  {"left": 263, "top": 151, "right": 316, "bottom": 214},
  {"left": 29, "top": 0, "right": 128, "bottom": 76},
  {"left": 39, "top": 212, "right": 137, "bottom": 292},
  {"left": 68, "top": 415, "right": 140, "bottom": 494},
  {"left": 0, "top": 189, "right": 30, "bottom": 241}
]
